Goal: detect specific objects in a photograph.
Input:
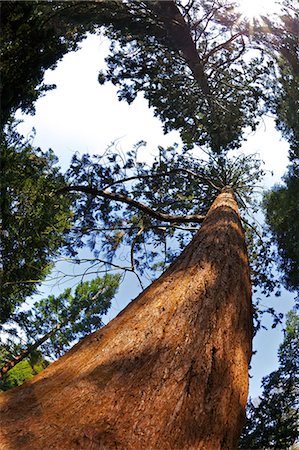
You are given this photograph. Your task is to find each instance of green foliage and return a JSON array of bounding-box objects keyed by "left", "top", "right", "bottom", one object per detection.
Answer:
[
  {"left": 99, "top": 1, "right": 266, "bottom": 153},
  {"left": 0, "top": 123, "right": 72, "bottom": 323},
  {"left": 63, "top": 143, "right": 276, "bottom": 298},
  {"left": 263, "top": 164, "right": 299, "bottom": 292},
  {"left": 239, "top": 308, "right": 299, "bottom": 449},
  {"left": 0, "top": 0, "right": 157, "bottom": 127},
  {"left": 0, "top": 1, "right": 91, "bottom": 125},
  {"left": 0, "top": 354, "right": 49, "bottom": 391},
  {"left": 10, "top": 274, "right": 120, "bottom": 359}
]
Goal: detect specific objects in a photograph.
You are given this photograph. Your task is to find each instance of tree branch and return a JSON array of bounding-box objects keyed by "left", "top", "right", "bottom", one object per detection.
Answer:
[
  {"left": 203, "top": 32, "right": 244, "bottom": 63},
  {"left": 58, "top": 185, "right": 206, "bottom": 224},
  {"left": 148, "top": 0, "right": 212, "bottom": 99}
]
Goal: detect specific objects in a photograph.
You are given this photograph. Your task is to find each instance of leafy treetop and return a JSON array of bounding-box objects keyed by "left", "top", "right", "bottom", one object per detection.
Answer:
[{"left": 0, "top": 1, "right": 92, "bottom": 126}]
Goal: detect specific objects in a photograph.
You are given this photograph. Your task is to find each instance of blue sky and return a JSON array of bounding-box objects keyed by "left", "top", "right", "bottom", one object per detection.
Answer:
[{"left": 16, "top": 33, "right": 295, "bottom": 399}]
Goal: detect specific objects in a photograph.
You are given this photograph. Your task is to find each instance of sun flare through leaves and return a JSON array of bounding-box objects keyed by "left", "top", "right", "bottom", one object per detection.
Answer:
[{"left": 236, "top": 0, "right": 283, "bottom": 23}]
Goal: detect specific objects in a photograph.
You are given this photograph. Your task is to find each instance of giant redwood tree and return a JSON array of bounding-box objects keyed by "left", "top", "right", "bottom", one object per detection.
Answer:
[
  {"left": 0, "top": 0, "right": 297, "bottom": 448},
  {"left": 0, "top": 187, "right": 253, "bottom": 449}
]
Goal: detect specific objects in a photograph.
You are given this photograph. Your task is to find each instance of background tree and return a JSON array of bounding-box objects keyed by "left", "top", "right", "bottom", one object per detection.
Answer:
[
  {"left": 98, "top": 0, "right": 267, "bottom": 153},
  {"left": 0, "top": 123, "right": 71, "bottom": 323},
  {"left": 263, "top": 164, "right": 299, "bottom": 293},
  {"left": 0, "top": 274, "right": 120, "bottom": 381},
  {"left": 239, "top": 307, "right": 299, "bottom": 449}
]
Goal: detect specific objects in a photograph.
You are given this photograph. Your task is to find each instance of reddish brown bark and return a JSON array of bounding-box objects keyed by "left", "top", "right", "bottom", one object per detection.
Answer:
[{"left": 0, "top": 188, "right": 252, "bottom": 449}]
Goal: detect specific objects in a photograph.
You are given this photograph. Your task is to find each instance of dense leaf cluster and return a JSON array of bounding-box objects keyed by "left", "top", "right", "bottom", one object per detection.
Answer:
[{"left": 0, "top": 1, "right": 92, "bottom": 125}]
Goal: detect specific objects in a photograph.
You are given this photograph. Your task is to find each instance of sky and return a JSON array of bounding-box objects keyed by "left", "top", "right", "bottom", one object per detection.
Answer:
[{"left": 16, "top": 33, "right": 295, "bottom": 398}]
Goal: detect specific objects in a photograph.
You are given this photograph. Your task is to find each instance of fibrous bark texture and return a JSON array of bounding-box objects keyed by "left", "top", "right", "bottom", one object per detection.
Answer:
[{"left": 0, "top": 189, "right": 253, "bottom": 449}]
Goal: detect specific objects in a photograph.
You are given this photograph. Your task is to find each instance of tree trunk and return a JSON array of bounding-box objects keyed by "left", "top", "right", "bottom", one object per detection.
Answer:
[{"left": 0, "top": 188, "right": 253, "bottom": 449}]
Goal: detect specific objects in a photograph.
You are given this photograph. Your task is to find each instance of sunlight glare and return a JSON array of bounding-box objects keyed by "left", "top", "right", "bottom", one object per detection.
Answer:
[{"left": 237, "top": 0, "right": 282, "bottom": 21}]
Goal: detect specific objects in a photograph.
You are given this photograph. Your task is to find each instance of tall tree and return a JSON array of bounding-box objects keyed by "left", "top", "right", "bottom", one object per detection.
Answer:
[
  {"left": 0, "top": 187, "right": 253, "bottom": 449},
  {"left": 239, "top": 308, "right": 299, "bottom": 449},
  {"left": 0, "top": 124, "right": 71, "bottom": 323},
  {"left": 0, "top": 1, "right": 296, "bottom": 448}
]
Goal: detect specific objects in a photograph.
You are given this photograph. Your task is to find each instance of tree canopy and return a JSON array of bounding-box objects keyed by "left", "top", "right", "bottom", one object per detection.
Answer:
[
  {"left": 60, "top": 144, "right": 280, "bottom": 301},
  {"left": 98, "top": 0, "right": 266, "bottom": 152},
  {"left": 0, "top": 1, "right": 90, "bottom": 125}
]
